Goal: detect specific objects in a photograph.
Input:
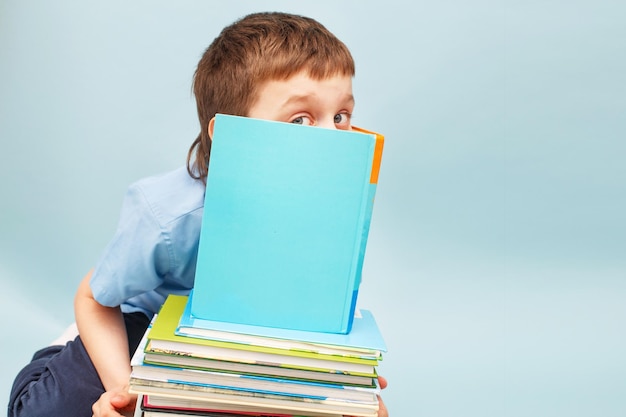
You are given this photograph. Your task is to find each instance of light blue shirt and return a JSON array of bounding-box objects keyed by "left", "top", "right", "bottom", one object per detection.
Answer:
[{"left": 90, "top": 166, "right": 205, "bottom": 317}]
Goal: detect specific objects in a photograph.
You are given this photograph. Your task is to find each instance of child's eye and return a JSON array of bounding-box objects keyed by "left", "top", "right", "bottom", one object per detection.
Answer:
[
  {"left": 291, "top": 116, "right": 313, "bottom": 125},
  {"left": 334, "top": 112, "right": 351, "bottom": 127}
]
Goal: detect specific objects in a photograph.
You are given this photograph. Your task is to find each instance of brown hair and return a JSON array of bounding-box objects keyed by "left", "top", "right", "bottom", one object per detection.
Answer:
[{"left": 187, "top": 12, "right": 355, "bottom": 183}]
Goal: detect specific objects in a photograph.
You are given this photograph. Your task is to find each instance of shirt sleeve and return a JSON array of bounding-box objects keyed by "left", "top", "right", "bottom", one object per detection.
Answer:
[{"left": 90, "top": 181, "right": 172, "bottom": 307}]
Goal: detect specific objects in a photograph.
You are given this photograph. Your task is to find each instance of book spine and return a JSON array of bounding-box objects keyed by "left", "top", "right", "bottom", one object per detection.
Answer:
[
  {"left": 348, "top": 182, "right": 377, "bottom": 328},
  {"left": 130, "top": 378, "right": 378, "bottom": 405},
  {"left": 356, "top": 134, "right": 384, "bottom": 288},
  {"left": 345, "top": 133, "right": 384, "bottom": 334}
]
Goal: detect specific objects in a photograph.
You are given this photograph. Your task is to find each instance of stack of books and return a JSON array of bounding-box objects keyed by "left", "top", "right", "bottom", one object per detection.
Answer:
[
  {"left": 130, "top": 115, "right": 387, "bottom": 416},
  {"left": 130, "top": 294, "right": 386, "bottom": 417}
]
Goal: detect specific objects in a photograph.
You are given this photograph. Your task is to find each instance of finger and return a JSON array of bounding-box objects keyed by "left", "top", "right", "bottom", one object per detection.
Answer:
[
  {"left": 378, "top": 375, "right": 388, "bottom": 389},
  {"left": 378, "top": 395, "right": 389, "bottom": 417},
  {"left": 93, "top": 392, "right": 125, "bottom": 417},
  {"left": 110, "top": 393, "right": 131, "bottom": 409}
]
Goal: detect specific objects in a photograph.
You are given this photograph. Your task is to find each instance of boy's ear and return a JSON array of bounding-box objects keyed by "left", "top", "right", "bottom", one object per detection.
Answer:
[{"left": 208, "top": 117, "right": 216, "bottom": 139}]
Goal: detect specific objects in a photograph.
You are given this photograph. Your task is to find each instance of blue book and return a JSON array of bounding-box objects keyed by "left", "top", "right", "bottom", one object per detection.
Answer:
[
  {"left": 180, "top": 292, "right": 387, "bottom": 354},
  {"left": 191, "top": 114, "right": 384, "bottom": 334}
]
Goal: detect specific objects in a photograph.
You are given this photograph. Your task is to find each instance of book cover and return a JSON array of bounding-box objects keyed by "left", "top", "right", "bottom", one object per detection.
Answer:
[
  {"left": 141, "top": 394, "right": 315, "bottom": 417},
  {"left": 130, "top": 364, "right": 379, "bottom": 403},
  {"left": 132, "top": 346, "right": 379, "bottom": 402},
  {"left": 148, "top": 296, "right": 378, "bottom": 373},
  {"left": 179, "top": 292, "right": 386, "bottom": 356},
  {"left": 140, "top": 352, "right": 376, "bottom": 387},
  {"left": 132, "top": 329, "right": 376, "bottom": 390},
  {"left": 129, "top": 381, "right": 379, "bottom": 417},
  {"left": 130, "top": 386, "right": 379, "bottom": 417},
  {"left": 134, "top": 332, "right": 376, "bottom": 387},
  {"left": 145, "top": 340, "right": 375, "bottom": 377},
  {"left": 191, "top": 114, "right": 384, "bottom": 334}
]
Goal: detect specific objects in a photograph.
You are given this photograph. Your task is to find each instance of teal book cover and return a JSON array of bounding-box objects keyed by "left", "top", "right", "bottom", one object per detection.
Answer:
[{"left": 191, "top": 114, "right": 384, "bottom": 334}]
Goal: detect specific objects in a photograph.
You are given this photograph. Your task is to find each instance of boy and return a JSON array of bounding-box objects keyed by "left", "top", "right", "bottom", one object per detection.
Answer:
[{"left": 9, "top": 12, "right": 388, "bottom": 417}]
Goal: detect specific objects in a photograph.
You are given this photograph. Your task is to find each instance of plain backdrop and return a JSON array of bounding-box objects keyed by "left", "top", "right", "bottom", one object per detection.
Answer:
[{"left": 1, "top": 1, "right": 625, "bottom": 416}]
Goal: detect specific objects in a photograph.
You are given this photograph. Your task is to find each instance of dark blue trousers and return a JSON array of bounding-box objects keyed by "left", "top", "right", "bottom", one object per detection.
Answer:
[{"left": 8, "top": 312, "right": 151, "bottom": 417}]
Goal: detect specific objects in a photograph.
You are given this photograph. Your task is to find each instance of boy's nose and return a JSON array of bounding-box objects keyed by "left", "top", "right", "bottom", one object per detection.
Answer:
[{"left": 316, "top": 118, "right": 338, "bottom": 130}]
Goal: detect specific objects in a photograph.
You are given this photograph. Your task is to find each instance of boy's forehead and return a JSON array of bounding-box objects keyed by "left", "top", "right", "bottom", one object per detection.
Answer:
[
  {"left": 280, "top": 91, "right": 355, "bottom": 107},
  {"left": 248, "top": 73, "right": 354, "bottom": 120},
  {"left": 257, "top": 72, "right": 353, "bottom": 100}
]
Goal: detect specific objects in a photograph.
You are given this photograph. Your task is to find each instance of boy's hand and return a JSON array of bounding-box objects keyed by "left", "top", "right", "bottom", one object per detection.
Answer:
[
  {"left": 345, "top": 376, "right": 389, "bottom": 417},
  {"left": 376, "top": 376, "right": 389, "bottom": 417},
  {"left": 92, "top": 387, "right": 137, "bottom": 417}
]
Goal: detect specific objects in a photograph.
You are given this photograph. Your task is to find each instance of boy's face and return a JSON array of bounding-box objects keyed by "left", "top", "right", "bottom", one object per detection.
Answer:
[{"left": 247, "top": 71, "right": 354, "bottom": 130}]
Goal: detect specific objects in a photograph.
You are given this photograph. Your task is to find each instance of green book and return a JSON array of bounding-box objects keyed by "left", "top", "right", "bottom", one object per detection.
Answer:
[{"left": 147, "top": 295, "right": 379, "bottom": 376}]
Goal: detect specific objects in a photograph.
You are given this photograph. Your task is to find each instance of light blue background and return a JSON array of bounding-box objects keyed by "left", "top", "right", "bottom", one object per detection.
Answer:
[{"left": 1, "top": 1, "right": 625, "bottom": 416}]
